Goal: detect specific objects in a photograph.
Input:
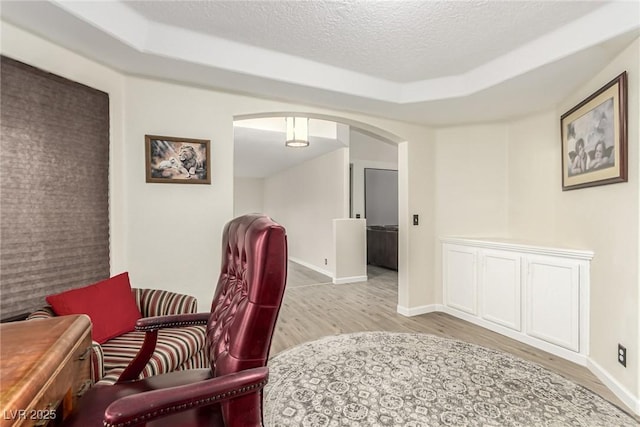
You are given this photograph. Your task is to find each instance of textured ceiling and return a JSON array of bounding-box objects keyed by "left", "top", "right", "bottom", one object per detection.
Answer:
[
  {"left": 1, "top": 0, "right": 639, "bottom": 177},
  {"left": 2, "top": 0, "right": 637, "bottom": 127},
  {"left": 125, "top": 0, "right": 605, "bottom": 82}
]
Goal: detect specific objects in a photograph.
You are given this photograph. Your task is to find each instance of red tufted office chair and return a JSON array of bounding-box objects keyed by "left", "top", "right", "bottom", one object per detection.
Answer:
[{"left": 62, "top": 214, "right": 288, "bottom": 427}]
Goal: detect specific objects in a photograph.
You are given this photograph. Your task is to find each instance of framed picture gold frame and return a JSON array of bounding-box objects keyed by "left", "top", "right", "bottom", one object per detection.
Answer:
[{"left": 560, "top": 72, "right": 627, "bottom": 191}]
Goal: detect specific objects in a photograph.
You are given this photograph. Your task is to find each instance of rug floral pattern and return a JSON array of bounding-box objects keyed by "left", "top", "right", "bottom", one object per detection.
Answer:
[{"left": 264, "top": 332, "right": 637, "bottom": 426}]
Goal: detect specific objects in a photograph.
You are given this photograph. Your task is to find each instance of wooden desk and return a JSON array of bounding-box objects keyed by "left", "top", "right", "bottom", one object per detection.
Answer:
[{"left": 0, "top": 315, "right": 92, "bottom": 426}]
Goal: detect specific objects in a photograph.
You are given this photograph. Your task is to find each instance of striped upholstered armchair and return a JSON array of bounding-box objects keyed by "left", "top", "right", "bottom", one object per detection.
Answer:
[{"left": 27, "top": 288, "right": 208, "bottom": 385}]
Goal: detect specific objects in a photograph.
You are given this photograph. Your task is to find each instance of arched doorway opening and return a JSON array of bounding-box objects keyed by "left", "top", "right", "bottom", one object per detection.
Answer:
[{"left": 232, "top": 112, "right": 408, "bottom": 313}]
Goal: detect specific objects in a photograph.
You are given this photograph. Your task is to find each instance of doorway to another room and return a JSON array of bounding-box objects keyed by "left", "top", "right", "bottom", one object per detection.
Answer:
[
  {"left": 364, "top": 168, "right": 398, "bottom": 271},
  {"left": 232, "top": 114, "right": 400, "bottom": 293}
]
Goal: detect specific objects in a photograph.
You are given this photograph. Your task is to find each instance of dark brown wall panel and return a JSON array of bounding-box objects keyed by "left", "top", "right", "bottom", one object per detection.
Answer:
[{"left": 1, "top": 56, "right": 110, "bottom": 320}]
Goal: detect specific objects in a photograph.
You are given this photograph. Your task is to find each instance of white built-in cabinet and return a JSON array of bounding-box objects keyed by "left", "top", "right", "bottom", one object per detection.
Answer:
[{"left": 442, "top": 237, "right": 593, "bottom": 365}]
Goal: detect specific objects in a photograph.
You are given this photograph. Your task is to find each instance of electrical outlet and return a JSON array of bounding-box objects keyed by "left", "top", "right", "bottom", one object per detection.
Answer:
[
  {"left": 618, "top": 344, "right": 626, "bottom": 367},
  {"left": 413, "top": 214, "right": 419, "bottom": 225},
  {"left": 324, "top": 258, "right": 328, "bottom": 265}
]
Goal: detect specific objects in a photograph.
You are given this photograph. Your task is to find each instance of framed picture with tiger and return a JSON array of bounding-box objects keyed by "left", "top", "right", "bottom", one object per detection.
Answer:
[{"left": 145, "top": 135, "right": 211, "bottom": 184}]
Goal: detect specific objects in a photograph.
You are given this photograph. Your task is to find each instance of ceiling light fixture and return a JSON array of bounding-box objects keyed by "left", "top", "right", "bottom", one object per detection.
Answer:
[{"left": 285, "top": 117, "right": 309, "bottom": 147}]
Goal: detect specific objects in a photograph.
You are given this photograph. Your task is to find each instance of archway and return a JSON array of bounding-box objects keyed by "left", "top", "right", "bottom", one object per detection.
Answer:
[{"left": 233, "top": 112, "right": 409, "bottom": 314}]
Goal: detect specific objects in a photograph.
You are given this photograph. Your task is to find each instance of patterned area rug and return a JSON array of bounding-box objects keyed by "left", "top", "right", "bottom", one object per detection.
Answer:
[{"left": 264, "top": 332, "right": 637, "bottom": 426}]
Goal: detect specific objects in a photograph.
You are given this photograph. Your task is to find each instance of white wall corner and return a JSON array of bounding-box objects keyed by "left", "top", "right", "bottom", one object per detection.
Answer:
[
  {"left": 396, "top": 304, "right": 442, "bottom": 317},
  {"left": 587, "top": 357, "right": 640, "bottom": 416},
  {"left": 289, "top": 257, "right": 333, "bottom": 279},
  {"left": 333, "top": 275, "right": 368, "bottom": 285}
]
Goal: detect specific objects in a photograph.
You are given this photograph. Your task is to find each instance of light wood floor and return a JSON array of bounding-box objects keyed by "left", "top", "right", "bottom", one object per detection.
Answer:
[{"left": 271, "top": 261, "right": 639, "bottom": 421}]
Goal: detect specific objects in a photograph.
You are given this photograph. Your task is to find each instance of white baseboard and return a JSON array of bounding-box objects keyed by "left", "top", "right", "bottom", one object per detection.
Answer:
[
  {"left": 333, "top": 275, "right": 368, "bottom": 285},
  {"left": 396, "top": 304, "right": 440, "bottom": 317},
  {"left": 288, "top": 257, "right": 333, "bottom": 279},
  {"left": 396, "top": 301, "right": 640, "bottom": 415},
  {"left": 587, "top": 358, "right": 640, "bottom": 415},
  {"left": 396, "top": 304, "right": 640, "bottom": 415},
  {"left": 289, "top": 257, "right": 367, "bottom": 285},
  {"left": 439, "top": 306, "right": 588, "bottom": 366},
  {"left": 439, "top": 306, "right": 640, "bottom": 415}
]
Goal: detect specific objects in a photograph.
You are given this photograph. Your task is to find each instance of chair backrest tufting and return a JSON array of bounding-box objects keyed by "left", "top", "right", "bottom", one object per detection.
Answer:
[{"left": 206, "top": 214, "right": 287, "bottom": 379}]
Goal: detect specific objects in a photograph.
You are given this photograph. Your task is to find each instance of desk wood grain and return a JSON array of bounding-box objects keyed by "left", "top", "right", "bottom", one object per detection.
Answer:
[{"left": 0, "top": 315, "right": 92, "bottom": 426}]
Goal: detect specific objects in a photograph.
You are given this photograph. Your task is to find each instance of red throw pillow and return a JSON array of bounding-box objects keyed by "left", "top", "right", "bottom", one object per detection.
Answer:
[{"left": 46, "top": 272, "right": 142, "bottom": 344}]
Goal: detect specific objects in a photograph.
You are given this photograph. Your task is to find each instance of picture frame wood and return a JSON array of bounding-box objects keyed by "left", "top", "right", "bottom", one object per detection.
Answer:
[
  {"left": 560, "top": 72, "right": 627, "bottom": 191},
  {"left": 145, "top": 135, "right": 211, "bottom": 184}
]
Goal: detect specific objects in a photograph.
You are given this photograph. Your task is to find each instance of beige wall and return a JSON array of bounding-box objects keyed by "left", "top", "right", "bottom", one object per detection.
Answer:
[
  {"left": 506, "top": 111, "right": 560, "bottom": 237},
  {"left": 334, "top": 219, "right": 367, "bottom": 281},
  {"left": 122, "top": 76, "right": 237, "bottom": 307},
  {"left": 433, "top": 38, "right": 639, "bottom": 409},
  {"left": 398, "top": 133, "right": 437, "bottom": 311},
  {"left": 234, "top": 177, "right": 264, "bottom": 216},
  {"left": 433, "top": 124, "right": 510, "bottom": 304},
  {"left": 435, "top": 124, "right": 510, "bottom": 237},
  {"left": 263, "top": 148, "right": 349, "bottom": 275},
  {"left": 509, "top": 39, "right": 639, "bottom": 401}
]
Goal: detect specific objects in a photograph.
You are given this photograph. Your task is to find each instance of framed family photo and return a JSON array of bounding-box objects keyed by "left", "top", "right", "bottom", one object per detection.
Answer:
[
  {"left": 561, "top": 72, "right": 627, "bottom": 191},
  {"left": 145, "top": 135, "right": 211, "bottom": 184}
]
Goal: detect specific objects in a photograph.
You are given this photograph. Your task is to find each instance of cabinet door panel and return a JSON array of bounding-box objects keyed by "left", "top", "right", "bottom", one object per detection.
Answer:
[
  {"left": 525, "top": 256, "right": 579, "bottom": 351},
  {"left": 481, "top": 251, "right": 521, "bottom": 331},
  {"left": 443, "top": 244, "right": 477, "bottom": 315}
]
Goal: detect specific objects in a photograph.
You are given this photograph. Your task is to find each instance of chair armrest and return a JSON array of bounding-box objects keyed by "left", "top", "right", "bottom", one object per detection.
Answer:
[
  {"left": 104, "top": 367, "right": 268, "bottom": 427},
  {"left": 134, "top": 288, "right": 198, "bottom": 317},
  {"left": 90, "top": 341, "right": 105, "bottom": 382},
  {"left": 26, "top": 306, "right": 56, "bottom": 320},
  {"left": 116, "top": 313, "right": 209, "bottom": 383},
  {"left": 135, "top": 312, "right": 210, "bottom": 332}
]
